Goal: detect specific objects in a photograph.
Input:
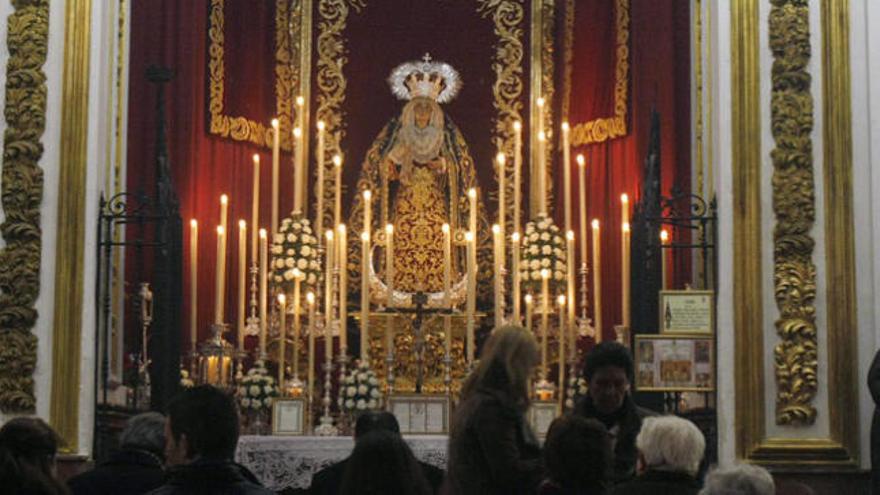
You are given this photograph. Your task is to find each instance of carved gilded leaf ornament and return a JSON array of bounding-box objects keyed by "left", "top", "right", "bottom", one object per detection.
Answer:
[
  {"left": 769, "top": 0, "right": 818, "bottom": 425},
  {"left": 0, "top": 0, "right": 48, "bottom": 413}
]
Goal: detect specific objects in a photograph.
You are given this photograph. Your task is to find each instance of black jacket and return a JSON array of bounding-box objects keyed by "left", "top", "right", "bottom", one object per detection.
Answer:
[
  {"left": 68, "top": 449, "right": 165, "bottom": 495},
  {"left": 609, "top": 470, "right": 700, "bottom": 495},
  {"left": 147, "top": 459, "right": 273, "bottom": 495},
  {"left": 574, "top": 395, "right": 656, "bottom": 484},
  {"left": 309, "top": 457, "right": 444, "bottom": 495},
  {"left": 447, "top": 388, "right": 542, "bottom": 495}
]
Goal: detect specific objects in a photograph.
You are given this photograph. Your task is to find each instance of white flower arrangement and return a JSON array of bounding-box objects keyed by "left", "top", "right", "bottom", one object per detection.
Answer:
[
  {"left": 272, "top": 214, "right": 320, "bottom": 292},
  {"left": 237, "top": 367, "right": 279, "bottom": 411},
  {"left": 564, "top": 375, "right": 588, "bottom": 411},
  {"left": 338, "top": 360, "right": 382, "bottom": 413},
  {"left": 520, "top": 215, "right": 567, "bottom": 293},
  {"left": 179, "top": 368, "right": 194, "bottom": 388}
]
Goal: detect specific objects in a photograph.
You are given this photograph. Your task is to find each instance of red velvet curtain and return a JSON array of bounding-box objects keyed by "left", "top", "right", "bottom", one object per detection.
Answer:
[{"left": 555, "top": 0, "right": 691, "bottom": 340}]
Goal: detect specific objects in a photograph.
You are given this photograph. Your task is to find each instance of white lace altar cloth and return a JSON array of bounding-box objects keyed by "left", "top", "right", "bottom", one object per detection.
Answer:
[{"left": 235, "top": 435, "right": 449, "bottom": 491}]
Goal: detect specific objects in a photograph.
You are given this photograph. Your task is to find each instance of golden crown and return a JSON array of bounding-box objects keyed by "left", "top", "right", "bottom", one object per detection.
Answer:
[{"left": 388, "top": 54, "right": 461, "bottom": 104}]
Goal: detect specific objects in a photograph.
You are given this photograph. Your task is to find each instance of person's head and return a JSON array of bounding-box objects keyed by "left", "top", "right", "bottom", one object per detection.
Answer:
[
  {"left": 119, "top": 412, "right": 166, "bottom": 458},
  {"left": 635, "top": 416, "right": 705, "bottom": 476},
  {"left": 583, "top": 341, "right": 634, "bottom": 414},
  {"left": 354, "top": 411, "right": 400, "bottom": 440},
  {"left": 339, "top": 430, "right": 431, "bottom": 495},
  {"left": 165, "top": 385, "right": 239, "bottom": 466},
  {"left": 461, "top": 326, "right": 540, "bottom": 406},
  {"left": 698, "top": 464, "right": 775, "bottom": 495},
  {"left": 402, "top": 96, "right": 443, "bottom": 130},
  {"left": 0, "top": 417, "right": 68, "bottom": 495},
  {"left": 543, "top": 415, "right": 611, "bottom": 492}
]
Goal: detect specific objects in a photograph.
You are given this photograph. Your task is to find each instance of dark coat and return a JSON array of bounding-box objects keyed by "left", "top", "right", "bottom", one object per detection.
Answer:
[
  {"left": 869, "top": 349, "right": 880, "bottom": 494},
  {"left": 309, "top": 457, "right": 444, "bottom": 495},
  {"left": 67, "top": 449, "right": 165, "bottom": 495},
  {"left": 537, "top": 479, "right": 606, "bottom": 495},
  {"left": 609, "top": 470, "right": 700, "bottom": 495},
  {"left": 146, "top": 459, "right": 273, "bottom": 495},
  {"left": 447, "top": 388, "right": 542, "bottom": 495},
  {"left": 574, "top": 395, "right": 656, "bottom": 485}
]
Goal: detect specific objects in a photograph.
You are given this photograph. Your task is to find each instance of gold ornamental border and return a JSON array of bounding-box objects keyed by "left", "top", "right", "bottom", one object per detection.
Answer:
[
  {"left": 207, "top": 0, "right": 298, "bottom": 151},
  {"left": 733, "top": 0, "right": 859, "bottom": 466},
  {"left": 566, "top": 0, "right": 629, "bottom": 147},
  {"left": 0, "top": 0, "right": 49, "bottom": 414}
]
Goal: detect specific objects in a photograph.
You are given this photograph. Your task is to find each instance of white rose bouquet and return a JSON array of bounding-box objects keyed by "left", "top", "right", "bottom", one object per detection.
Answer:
[
  {"left": 564, "top": 375, "right": 588, "bottom": 411},
  {"left": 520, "top": 215, "right": 567, "bottom": 294},
  {"left": 337, "top": 360, "right": 382, "bottom": 414},
  {"left": 271, "top": 214, "right": 320, "bottom": 292},
  {"left": 237, "top": 367, "right": 279, "bottom": 411}
]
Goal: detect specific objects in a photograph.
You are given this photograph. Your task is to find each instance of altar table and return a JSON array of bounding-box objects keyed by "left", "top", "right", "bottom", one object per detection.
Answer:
[{"left": 235, "top": 435, "right": 449, "bottom": 491}]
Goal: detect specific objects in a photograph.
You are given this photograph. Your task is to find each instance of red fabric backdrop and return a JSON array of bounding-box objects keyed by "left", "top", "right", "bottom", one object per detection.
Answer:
[
  {"left": 128, "top": 0, "right": 691, "bottom": 347},
  {"left": 555, "top": 0, "right": 691, "bottom": 339}
]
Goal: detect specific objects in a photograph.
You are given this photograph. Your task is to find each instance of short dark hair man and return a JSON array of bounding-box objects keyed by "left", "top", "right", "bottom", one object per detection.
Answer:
[
  {"left": 69, "top": 412, "right": 167, "bottom": 495},
  {"left": 309, "top": 411, "right": 444, "bottom": 495},
  {"left": 574, "top": 341, "right": 656, "bottom": 484},
  {"left": 148, "top": 385, "right": 272, "bottom": 494}
]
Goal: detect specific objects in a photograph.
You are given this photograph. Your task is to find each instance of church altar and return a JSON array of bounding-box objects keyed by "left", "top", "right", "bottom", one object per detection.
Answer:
[{"left": 235, "top": 435, "right": 449, "bottom": 491}]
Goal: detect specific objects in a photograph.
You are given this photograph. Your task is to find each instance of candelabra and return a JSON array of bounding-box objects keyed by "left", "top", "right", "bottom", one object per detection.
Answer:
[
  {"left": 577, "top": 263, "right": 595, "bottom": 338},
  {"left": 385, "top": 329, "right": 396, "bottom": 395},
  {"left": 246, "top": 263, "right": 260, "bottom": 336},
  {"left": 314, "top": 361, "right": 338, "bottom": 436}
]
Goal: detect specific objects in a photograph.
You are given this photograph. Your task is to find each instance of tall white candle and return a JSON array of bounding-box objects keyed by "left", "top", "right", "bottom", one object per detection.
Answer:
[
  {"left": 566, "top": 230, "right": 576, "bottom": 355},
  {"left": 333, "top": 155, "right": 343, "bottom": 229},
  {"left": 293, "top": 126, "right": 303, "bottom": 213},
  {"left": 307, "top": 291, "right": 316, "bottom": 406},
  {"left": 592, "top": 220, "right": 602, "bottom": 341},
  {"left": 557, "top": 294, "right": 566, "bottom": 401},
  {"left": 465, "top": 231, "right": 476, "bottom": 364},
  {"left": 259, "top": 229, "right": 268, "bottom": 357},
  {"left": 577, "top": 154, "right": 588, "bottom": 274},
  {"left": 660, "top": 229, "right": 670, "bottom": 290},
  {"left": 562, "top": 122, "right": 572, "bottom": 233},
  {"left": 218, "top": 195, "right": 229, "bottom": 322},
  {"left": 325, "top": 230, "right": 335, "bottom": 324},
  {"left": 496, "top": 152, "right": 506, "bottom": 263},
  {"left": 513, "top": 121, "right": 522, "bottom": 232},
  {"left": 385, "top": 224, "right": 394, "bottom": 306},
  {"left": 537, "top": 131, "right": 547, "bottom": 216},
  {"left": 190, "top": 219, "right": 198, "bottom": 351},
  {"left": 238, "top": 220, "right": 247, "bottom": 351},
  {"left": 338, "top": 224, "right": 348, "bottom": 352},
  {"left": 315, "top": 121, "right": 326, "bottom": 240},
  {"left": 271, "top": 119, "right": 280, "bottom": 235},
  {"left": 296, "top": 96, "right": 306, "bottom": 210},
  {"left": 214, "top": 226, "right": 225, "bottom": 324},
  {"left": 512, "top": 232, "right": 521, "bottom": 323},
  {"left": 251, "top": 154, "right": 260, "bottom": 257},
  {"left": 278, "top": 293, "right": 287, "bottom": 386},
  {"left": 293, "top": 271, "right": 302, "bottom": 379},
  {"left": 525, "top": 294, "right": 534, "bottom": 334},
  {"left": 492, "top": 224, "right": 503, "bottom": 327},
  {"left": 540, "top": 268, "right": 550, "bottom": 379},
  {"left": 360, "top": 230, "right": 371, "bottom": 362},
  {"left": 622, "top": 222, "right": 631, "bottom": 327}
]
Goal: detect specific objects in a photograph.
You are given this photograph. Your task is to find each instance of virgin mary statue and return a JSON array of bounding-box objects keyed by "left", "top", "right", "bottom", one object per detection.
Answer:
[{"left": 348, "top": 55, "right": 485, "bottom": 299}]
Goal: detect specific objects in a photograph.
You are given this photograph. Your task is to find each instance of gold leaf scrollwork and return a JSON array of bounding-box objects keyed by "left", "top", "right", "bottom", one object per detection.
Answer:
[
  {"left": 769, "top": 0, "right": 818, "bottom": 426},
  {"left": 569, "top": 0, "right": 629, "bottom": 147},
  {"left": 0, "top": 0, "right": 48, "bottom": 413}
]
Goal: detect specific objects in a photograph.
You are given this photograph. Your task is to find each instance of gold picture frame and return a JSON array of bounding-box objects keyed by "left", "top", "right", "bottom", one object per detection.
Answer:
[
  {"left": 633, "top": 334, "right": 714, "bottom": 392},
  {"left": 659, "top": 290, "right": 714, "bottom": 335},
  {"left": 272, "top": 397, "right": 307, "bottom": 435},
  {"left": 387, "top": 394, "right": 451, "bottom": 435}
]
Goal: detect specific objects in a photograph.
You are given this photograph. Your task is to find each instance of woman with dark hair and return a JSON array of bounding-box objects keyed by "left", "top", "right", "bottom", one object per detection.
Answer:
[
  {"left": 447, "top": 326, "right": 543, "bottom": 495},
  {"left": 338, "top": 430, "right": 431, "bottom": 495},
  {"left": 0, "top": 417, "right": 69, "bottom": 495},
  {"left": 540, "top": 415, "right": 611, "bottom": 495}
]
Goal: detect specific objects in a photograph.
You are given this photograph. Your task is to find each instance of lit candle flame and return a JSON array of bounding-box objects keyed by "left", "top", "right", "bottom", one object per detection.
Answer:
[{"left": 577, "top": 154, "right": 585, "bottom": 167}]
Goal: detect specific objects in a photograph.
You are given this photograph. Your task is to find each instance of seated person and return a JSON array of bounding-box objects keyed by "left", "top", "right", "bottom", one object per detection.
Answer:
[
  {"left": 149, "top": 385, "right": 272, "bottom": 494},
  {"left": 339, "top": 430, "right": 432, "bottom": 495},
  {"left": 698, "top": 464, "right": 775, "bottom": 495},
  {"left": 539, "top": 415, "right": 611, "bottom": 494},
  {"left": 69, "top": 412, "right": 166, "bottom": 495},
  {"left": 0, "top": 417, "right": 68, "bottom": 495},
  {"left": 309, "top": 411, "right": 443, "bottom": 494},
  {"left": 611, "top": 415, "right": 705, "bottom": 495},
  {"left": 574, "top": 342, "right": 656, "bottom": 484}
]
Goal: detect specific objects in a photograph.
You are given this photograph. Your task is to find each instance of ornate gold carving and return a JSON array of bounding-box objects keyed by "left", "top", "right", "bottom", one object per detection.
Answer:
[
  {"left": 0, "top": 0, "right": 49, "bottom": 414},
  {"left": 541, "top": 0, "right": 555, "bottom": 209},
  {"left": 569, "top": 0, "right": 629, "bottom": 147},
  {"left": 769, "top": 0, "right": 817, "bottom": 426},
  {"left": 561, "top": 0, "right": 574, "bottom": 124},
  {"left": 207, "top": 0, "right": 296, "bottom": 150},
  {"left": 477, "top": 0, "right": 525, "bottom": 233},
  {"left": 52, "top": 0, "right": 91, "bottom": 453}
]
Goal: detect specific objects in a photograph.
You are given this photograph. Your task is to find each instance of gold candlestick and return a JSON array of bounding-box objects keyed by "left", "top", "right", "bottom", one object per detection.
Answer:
[
  {"left": 592, "top": 220, "right": 602, "bottom": 341},
  {"left": 465, "top": 230, "right": 476, "bottom": 364},
  {"left": 258, "top": 229, "right": 268, "bottom": 358},
  {"left": 190, "top": 219, "right": 198, "bottom": 352}
]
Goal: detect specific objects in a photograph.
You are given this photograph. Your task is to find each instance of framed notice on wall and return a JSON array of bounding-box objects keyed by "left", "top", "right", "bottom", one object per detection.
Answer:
[
  {"left": 528, "top": 401, "right": 560, "bottom": 439},
  {"left": 634, "top": 334, "right": 714, "bottom": 392},
  {"left": 388, "top": 394, "right": 450, "bottom": 435},
  {"left": 659, "top": 290, "right": 714, "bottom": 334},
  {"left": 272, "top": 398, "right": 307, "bottom": 435}
]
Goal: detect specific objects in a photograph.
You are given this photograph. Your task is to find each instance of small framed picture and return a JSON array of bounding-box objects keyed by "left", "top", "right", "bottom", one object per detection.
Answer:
[
  {"left": 659, "top": 290, "right": 714, "bottom": 334},
  {"left": 272, "top": 398, "right": 306, "bottom": 435},
  {"left": 387, "top": 394, "right": 451, "bottom": 435},
  {"left": 634, "top": 334, "right": 714, "bottom": 392},
  {"left": 528, "top": 401, "right": 560, "bottom": 439}
]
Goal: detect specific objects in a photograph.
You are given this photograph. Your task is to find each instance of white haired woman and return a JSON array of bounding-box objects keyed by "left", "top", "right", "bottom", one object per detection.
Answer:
[
  {"left": 611, "top": 415, "right": 705, "bottom": 495},
  {"left": 698, "top": 464, "right": 775, "bottom": 495}
]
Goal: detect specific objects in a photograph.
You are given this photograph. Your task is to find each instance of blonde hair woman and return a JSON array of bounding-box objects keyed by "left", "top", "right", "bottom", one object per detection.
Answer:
[{"left": 447, "top": 326, "right": 543, "bottom": 495}]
